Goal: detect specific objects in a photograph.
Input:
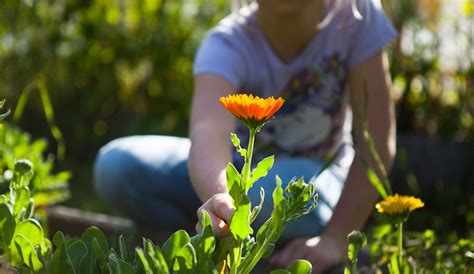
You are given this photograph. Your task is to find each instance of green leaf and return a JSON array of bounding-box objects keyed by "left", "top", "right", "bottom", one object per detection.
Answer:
[
  {"left": 49, "top": 231, "right": 76, "bottom": 274},
  {"left": 229, "top": 195, "right": 253, "bottom": 240},
  {"left": 118, "top": 235, "right": 128, "bottom": 261},
  {"left": 136, "top": 247, "right": 153, "bottom": 274},
  {"left": 153, "top": 245, "right": 170, "bottom": 273},
  {"left": 250, "top": 188, "right": 265, "bottom": 224},
  {"left": 357, "top": 153, "right": 388, "bottom": 198},
  {"left": 173, "top": 243, "right": 197, "bottom": 273},
  {"left": 161, "top": 230, "right": 191, "bottom": 267},
  {"left": 212, "top": 237, "right": 232, "bottom": 264},
  {"left": 389, "top": 254, "right": 401, "bottom": 274},
  {"left": 287, "top": 259, "right": 312, "bottom": 274},
  {"left": 226, "top": 162, "right": 243, "bottom": 205},
  {"left": 248, "top": 155, "right": 274, "bottom": 190},
  {"left": 15, "top": 219, "right": 43, "bottom": 247},
  {"left": 81, "top": 226, "right": 109, "bottom": 253},
  {"left": 13, "top": 234, "right": 43, "bottom": 271},
  {"left": 78, "top": 227, "right": 108, "bottom": 274},
  {"left": 366, "top": 167, "right": 388, "bottom": 198},
  {"left": 256, "top": 219, "right": 271, "bottom": 244},
  {"left": 191, "top": 210, "right": 216, "bottom": 273},
  {"left": 92, "top": 238, "right": 108, "bottom": 272},
  {"left": 108, "top": 253, "right": 135, "bottom": 274},
  {"left": 271, "top": 176, "right": 285, "bottom": 230},
  {"left": 144, "top": 239, "right": 168, "bottom": 273},
  {"left": 231, "top": 133, "right": 247, "bottom": 157},
  {"left": 67, "top": 240, "right": 88, "bottom": 270},
  {"left": 0, "top": 203, "right": 15, "bottom": 248}
]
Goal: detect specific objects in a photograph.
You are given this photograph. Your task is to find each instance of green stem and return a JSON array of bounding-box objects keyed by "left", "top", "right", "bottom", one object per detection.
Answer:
[
  {"left": 230, "top": 239, "right": 243, "bottom": 274},
  {"left": 351, "top": 249, "right": 358, "bottom": 273},
  {"left": 230, "top": 127, "right": 256, "bottom": 273},
  {"left": 397, "top": 222, "right": 404, "bottom": 267},
  {"left": 238, "top": 231, "right": 276, "bottom": 273},
  {"left": 242, "top": 127, "right": 256, "bottom": 192}
]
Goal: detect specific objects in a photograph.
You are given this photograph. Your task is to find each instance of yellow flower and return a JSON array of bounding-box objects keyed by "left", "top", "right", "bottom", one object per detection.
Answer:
[
  {"left": 376, "top": 194, "right": 424, "bottom": 216},
  {"left": 219, "top": 94, "right": 284, "bottom": 129},
  {"left": 464, "top": 0, "right": 473, "bottom": 17}
]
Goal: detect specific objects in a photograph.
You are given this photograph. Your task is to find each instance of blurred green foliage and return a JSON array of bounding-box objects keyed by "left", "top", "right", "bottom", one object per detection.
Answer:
[
  {"left": 383, "top": 0, "right": 474, "bottom": 140},
  {"left": 0, "top": 122, "right": 71, "bottom": 207},
  {"left": 1, "top": 0, "right": 229, "bottom": 164}
]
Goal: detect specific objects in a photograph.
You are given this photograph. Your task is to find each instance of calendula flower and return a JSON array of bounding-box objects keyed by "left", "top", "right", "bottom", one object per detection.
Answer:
[
  {"left": 219, "top": 94, "right": 284, "bottom": 129},
  {"left": 376, "top": 194, "right": 424, "bottom": 217}
]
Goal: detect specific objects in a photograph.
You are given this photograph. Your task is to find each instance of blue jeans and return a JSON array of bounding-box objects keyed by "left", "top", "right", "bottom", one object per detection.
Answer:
[{"left": 93, "top": 136, "right": 348, "bottom": 241}]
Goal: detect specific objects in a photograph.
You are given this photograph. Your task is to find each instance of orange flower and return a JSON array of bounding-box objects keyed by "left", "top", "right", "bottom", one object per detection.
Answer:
[{"left": 219, "top": 94, "right": 284, "bottom": 128}]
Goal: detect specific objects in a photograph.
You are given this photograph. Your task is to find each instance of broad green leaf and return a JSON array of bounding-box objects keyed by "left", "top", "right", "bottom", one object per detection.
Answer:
[
  {"left": 81, "top": 226, "right": 109, "bottom": 253},
  {"left": 287, "top": 259, "right": 312, "bottom": 274},
  {"left": 15, "top": 219, "right": 43, "bottom": 247},
  {"left": 49, "top": 231, "right": 76, "bottom": 274},
  {"left": 226, "top": 162, "right": 242, "bottom": 204},
  {"left": 191, "top": 210, "right": 216, "bottom": 273},
  {"left": 250, "top": 188, "right": 265, "bottom": 224},
  {"left": 67, "top": 240, "right": 88, "bottom": 269},
  {"left": 13, "top": 234, "right": 43, "bottom": 271},
  {"left": 108, "top": 253, "right": 135, "bottom": 274},
  {"left": 229, "top": 195, "right": 253, "bottom": 240},
  {"left": 0, "top": 203, "right": 15, "bottom": 248},
  {"left": 161, "top": 229, "right": 191, "bottom": 267},
  {"left": 231, "top": 133, "right": 246, "bottom": 157},
  {"left": 136, "top": 247, "right": 152, "bottom": 274},
  {"left": 118, "top": 235, "right": 128, "bottom": 260},
  {"left": 78, "top": 227, "right": 108, "bottom": 274},
  {"left": 248, "top": 155, "right": 274, "bottom": 190},
  {"left": 144, "top": 239, "right": 168, "bottom": 273},
  {"left": 173, "top": 243, "right": 197, "bottom": 273},
  {"left": 92, "top": 238, "right": 109, "bottom": 272}
]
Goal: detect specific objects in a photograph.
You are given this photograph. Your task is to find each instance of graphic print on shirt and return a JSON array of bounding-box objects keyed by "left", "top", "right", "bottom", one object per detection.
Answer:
[{"left": 256, "top": 52, "right": 349, "bottom": 160}]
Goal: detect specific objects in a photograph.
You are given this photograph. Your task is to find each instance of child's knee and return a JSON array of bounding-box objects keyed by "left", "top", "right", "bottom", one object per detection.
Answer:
[{"left": 93, "top": 141, "right": 136, "bottom": 202}]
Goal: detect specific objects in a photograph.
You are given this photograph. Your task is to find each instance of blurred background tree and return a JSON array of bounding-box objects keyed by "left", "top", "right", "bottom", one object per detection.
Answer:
[{"left": 0, "top": 0, "right": 472, "bottom": 224}]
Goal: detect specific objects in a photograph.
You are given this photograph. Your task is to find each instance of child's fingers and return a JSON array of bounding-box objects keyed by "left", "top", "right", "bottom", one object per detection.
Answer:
[{"left": 196, "top": 193, "right": 235, "bottom": 238}]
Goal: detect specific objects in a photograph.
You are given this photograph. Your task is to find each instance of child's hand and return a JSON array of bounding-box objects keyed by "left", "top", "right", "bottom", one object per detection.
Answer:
[
  {"left": 269, "top": 234, "right": 346, "bottom": 273},
  {"left": 196, "top": 193, "right": 235, "bottom": 238}
]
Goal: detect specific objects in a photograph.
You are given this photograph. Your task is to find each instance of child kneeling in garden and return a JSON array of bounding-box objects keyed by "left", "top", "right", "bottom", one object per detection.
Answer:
[{"left": 94, "top": 0, "right": 397, "bottom": 272}]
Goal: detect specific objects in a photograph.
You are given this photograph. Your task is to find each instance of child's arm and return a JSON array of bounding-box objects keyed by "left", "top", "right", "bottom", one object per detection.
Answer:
[
  {"left": 270, "top": 49, "right": 396, "bottom": 272},
  {"left": 188, "top": 74, "right": 237, "bottom": 237}
]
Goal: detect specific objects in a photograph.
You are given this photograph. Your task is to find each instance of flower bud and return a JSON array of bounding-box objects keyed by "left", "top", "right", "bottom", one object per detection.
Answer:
[
  {"left": 347, "top": 230, "right": 367, "bottom": 249},
  {"left": 14, "top": 159, "right": 33, "bottom": 175}
]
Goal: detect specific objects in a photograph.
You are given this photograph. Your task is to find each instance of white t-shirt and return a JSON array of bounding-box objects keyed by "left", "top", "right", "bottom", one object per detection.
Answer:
[{"left": 193, "top": 0, "right": 397, "bottom": 170}]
